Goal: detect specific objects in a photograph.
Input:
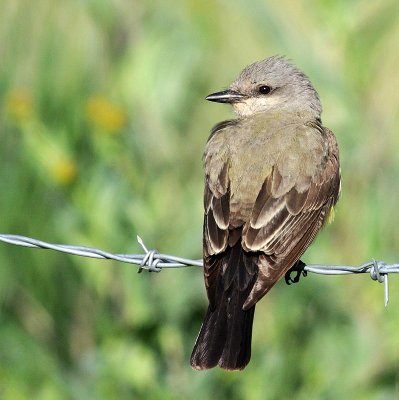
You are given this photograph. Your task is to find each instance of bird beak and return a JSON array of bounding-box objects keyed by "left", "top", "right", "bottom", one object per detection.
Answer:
[{"left": 205, "top": 89, "right": 245, "bottom": 103}]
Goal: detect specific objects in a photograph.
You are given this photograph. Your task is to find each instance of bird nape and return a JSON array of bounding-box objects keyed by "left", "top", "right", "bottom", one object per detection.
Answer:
[{"left": 190, "top": 56, "right": 341, "bottom": 371}]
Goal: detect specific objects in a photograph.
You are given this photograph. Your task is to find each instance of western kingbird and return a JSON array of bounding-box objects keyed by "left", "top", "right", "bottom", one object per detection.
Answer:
[{"left": 191, "top": 56, "right": 340, "bottom": 371}]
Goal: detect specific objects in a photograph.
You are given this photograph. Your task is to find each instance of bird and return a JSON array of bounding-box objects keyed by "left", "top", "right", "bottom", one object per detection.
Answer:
[{"left": 190, "top": 56, "right": 341, "bottom": 371}]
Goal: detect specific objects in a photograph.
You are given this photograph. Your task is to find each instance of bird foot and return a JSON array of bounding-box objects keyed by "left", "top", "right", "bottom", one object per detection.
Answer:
[{"left": 285, "top": 260, "right": 307, "bottom": 285}]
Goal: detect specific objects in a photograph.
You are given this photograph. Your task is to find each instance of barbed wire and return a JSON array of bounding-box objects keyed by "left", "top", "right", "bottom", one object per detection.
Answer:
[{"left": 0, "top": 233, "right": 397, "bottom": 306}]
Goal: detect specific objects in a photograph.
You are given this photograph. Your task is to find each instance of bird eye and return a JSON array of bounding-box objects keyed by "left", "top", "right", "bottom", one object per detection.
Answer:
[{"left": 258, "top": 85, "right": 272, "bottom": 95}]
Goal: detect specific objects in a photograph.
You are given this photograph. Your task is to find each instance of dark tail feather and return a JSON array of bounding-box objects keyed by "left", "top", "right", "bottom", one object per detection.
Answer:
[
  {"left": 190, "top": 244, "right": 257, "bottom": 371},
  {"left": 190, "top": 300, "right": 255, "bottom": 371}
]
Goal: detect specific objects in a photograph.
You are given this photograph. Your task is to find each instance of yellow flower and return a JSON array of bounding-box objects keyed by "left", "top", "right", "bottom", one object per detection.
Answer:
[
  {"left": 86, "top": 95, "right": 126, "bottom": 133},
  {"left": 6, "top": 89, "right": 33, "bottom": 122},
  {"left": 52, "top": 158, "right": 77, "bottom": 185}
]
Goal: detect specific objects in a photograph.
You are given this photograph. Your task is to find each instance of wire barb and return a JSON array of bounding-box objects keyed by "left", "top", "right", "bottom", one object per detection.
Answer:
[
  {"left": 369, "top": 260, "right": 389, "bottom": 306},
  {"left": 137, "top": 235, "right": 161, "bottom": 273},
  {"left": 0, "top": 233, "right": 398, "bottom": 305}
]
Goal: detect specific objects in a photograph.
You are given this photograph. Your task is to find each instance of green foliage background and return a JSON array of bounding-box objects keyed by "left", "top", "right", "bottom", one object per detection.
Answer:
[{"left": 1, "top": 1, "right": 399, "bottom": 398}]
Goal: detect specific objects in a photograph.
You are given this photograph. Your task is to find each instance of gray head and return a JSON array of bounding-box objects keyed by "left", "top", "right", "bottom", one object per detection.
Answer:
[{"left": 206, "top": 56, "right": 322, "bottom": 118}]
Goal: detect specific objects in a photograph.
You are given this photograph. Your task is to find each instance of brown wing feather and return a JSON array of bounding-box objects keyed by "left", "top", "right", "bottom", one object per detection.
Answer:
[
  {"left": 243, "top": 202, "right": 331, "bottom": 309},
  {"left": 242, "top": 129, "right": 340, "bottom": 308},
  {"left": 203, "top": 158, "right": 231, "bottom": 306}
]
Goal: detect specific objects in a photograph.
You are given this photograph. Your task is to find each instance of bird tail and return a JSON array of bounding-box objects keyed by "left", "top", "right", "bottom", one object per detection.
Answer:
[{"left": 190, "top": 243, "right": 257, "bottom": 371}]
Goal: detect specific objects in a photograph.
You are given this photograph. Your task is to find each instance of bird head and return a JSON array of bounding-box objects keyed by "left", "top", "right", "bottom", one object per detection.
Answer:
[{"left": 206, "top": 56, "right": 322, "bottom": 118}]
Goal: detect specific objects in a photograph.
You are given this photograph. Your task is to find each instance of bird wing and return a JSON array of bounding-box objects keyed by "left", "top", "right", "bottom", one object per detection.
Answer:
[
  {"left": 203, "top": 122, "right": 340, "bottom": 310},
  {"left": 241, "top": 127, "right": 340, "bottom": 308}
]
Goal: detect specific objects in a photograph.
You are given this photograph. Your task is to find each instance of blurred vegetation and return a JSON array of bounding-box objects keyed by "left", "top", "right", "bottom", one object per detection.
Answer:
[{"left": 1, "top": 0, "right": 399, "bottom": 399}]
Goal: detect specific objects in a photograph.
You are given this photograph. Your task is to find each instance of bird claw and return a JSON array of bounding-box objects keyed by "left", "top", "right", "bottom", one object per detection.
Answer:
[{"left": 284, "top": 260, "right": 307, "bottom": 285}]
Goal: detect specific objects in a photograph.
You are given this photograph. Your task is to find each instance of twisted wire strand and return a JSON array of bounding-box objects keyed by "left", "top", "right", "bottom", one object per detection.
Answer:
[{"left": 0, "top": 233, "right": 396, "bottom": 305}]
